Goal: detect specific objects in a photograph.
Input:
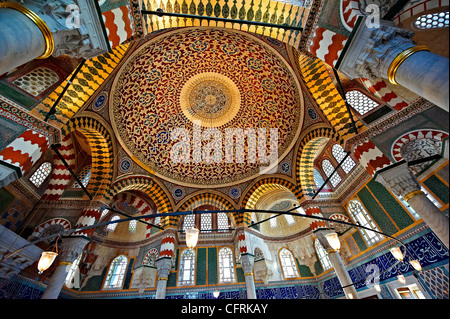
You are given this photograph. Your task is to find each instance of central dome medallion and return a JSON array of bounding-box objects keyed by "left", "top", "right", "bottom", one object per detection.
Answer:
[
  {"left": 180, "top": 72, "right": 241, "bottom": 127},
  {"left": 110, "top": 28, "right": 303, "bottom": 187}
]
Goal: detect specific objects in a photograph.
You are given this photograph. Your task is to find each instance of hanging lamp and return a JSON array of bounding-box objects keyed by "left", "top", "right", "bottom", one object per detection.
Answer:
[{"left": 37, "top": 235, "right": 59, "bottom": 274}]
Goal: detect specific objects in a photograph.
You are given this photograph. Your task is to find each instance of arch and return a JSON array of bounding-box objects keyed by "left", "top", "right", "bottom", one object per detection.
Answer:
[
  {"left": 359, "top": 77, "right": 415, "bottom": 111},
  {"left": 176, "top": 191, "right": 237, "bottom": 229},
  {"left": 32, "top": 44, "right": 129, "bottom": 127},
  {"left": 239, "top": 176, "right": 301, "bottom": 227},
  {"left": 391, "top": 129, "right": 449, "bottom": 162},
  {"left": 143, "top": 248, "right": 159, "bottom": 266},
  {"left": 140, "top": 0, "right": 308, "bottom": 48},
  {"left": 105, "top": 175, "right": 174, "bottom": 227},
  {"left": 60, "top": 116, "right": 115, "bottom": 199},
  {"left": 295, "top": 127, "right": 335, "bottom": 196},
  {"left": 29, "top": 217, "right": 72, "bottom": 241},
  {"left": 294, "top": 53, "right": 365, "bottom": 145},
  {"left": 340, "top": 0, "right": 363, "bottom": 31},
  {"left": 42, "top": 134, "right": 76, "bottom": 201},
  {"left": 329, "top": 213, "right": 352, "bottom": 234},
  {"left": 112, "top": 191, "right": 159, "bottom": 238}
]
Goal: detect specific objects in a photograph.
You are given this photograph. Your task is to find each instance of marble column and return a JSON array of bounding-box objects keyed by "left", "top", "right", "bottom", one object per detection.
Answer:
[
  {"left": 316, "top": 230, "right": 359, "bottom": 299},
  {"left": 155, "top": 257, "right": 173, "bottom": 299},
  {"left": 376, "top": 162, "right": 449, "bottom": 249},
  {"left": 338, "top": 18, "right": 449, "bottom": 112},
  {"left": 0, "top": 0, "right": 109, "bottom": 76},
  {"left": 0, "top": 6, "right": 48, "bottom": 76},
  {"left": 241, "top": 253, "right": 257, "bottom": 299},
  {"left": 41, "top": 236, "right": 89, "bottom": 299}
]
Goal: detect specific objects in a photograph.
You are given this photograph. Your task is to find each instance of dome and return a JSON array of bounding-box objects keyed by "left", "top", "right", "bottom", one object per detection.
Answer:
[{"left": 110, "top": 27, "right": 304, "bottom": 187}]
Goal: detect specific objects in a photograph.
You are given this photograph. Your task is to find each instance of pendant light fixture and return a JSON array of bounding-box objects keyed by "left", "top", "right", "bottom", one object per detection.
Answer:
[
  {"left": 325, "top": 232, "right": 341, "bottom": 251},
  {"left": 37, "top": 235, "right": 60, "bottom": 274},
  {"left": 409, "top": 259, "right": 422, "bottom": 271},
  {"left": 389, "top": 246, "right": 404, "bottom": 261}
]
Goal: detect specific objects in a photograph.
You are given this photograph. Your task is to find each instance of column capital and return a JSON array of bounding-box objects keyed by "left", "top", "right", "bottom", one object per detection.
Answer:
[
  {"left": 240, "top": 253, "right": 255, "bottom": 275},
  {"left": 58, "top": 236, "right": 89, "bottom": 263},
  {"left": 375, "top": 162, "right": 421, "bottom": 198},
  {"left": 7, "top": 0, "right": 109, "bottom": 60},
  {"left": 155, "top": 257, "right": 173, "bottom": 279},
  {"left": 338, "top": 18, "right": 416, "bottom": 81}
]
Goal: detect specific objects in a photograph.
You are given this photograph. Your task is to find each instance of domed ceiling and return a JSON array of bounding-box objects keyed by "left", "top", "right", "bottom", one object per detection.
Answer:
[{"left": 110, "top": 27, "right": 303, "bottom": 187}]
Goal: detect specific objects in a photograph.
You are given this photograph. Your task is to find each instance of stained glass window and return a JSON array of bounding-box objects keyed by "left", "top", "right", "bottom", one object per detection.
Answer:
[
  {"left": 345, "top": 90, "right": 379, "bottom": 115},
  {"left": 72, "top": 166, "right": 91, "bottom": 188},
  {"left": 315, "top": 239, "right": 332, "bottom": 271},
  {"left": 218, "top": 247, "right": 236, "bottom": 283},
  {"left": 178, "top": 249, "right": 195, "bottom": 286},
  {"left": 348, "top": 199, "right": 383, "bottom": 245},
  {"left": 29, "top": 162, "right": 52, "bottom": 188},
  {"left": 331, "top": 144, "right": 356, "bottom": 174},
  {"left": 279, "top": 248, "right": 299, "bottom": 279},
  {"left": 322, "top": 159, "right": 342, "bottom": 187},
  {"left": 103, "top": 255, "right": 128, "bottom": 290}
]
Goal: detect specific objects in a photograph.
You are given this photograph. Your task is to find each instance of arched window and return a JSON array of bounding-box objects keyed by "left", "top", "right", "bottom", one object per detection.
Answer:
[
  {"left": 345, "top": 90, "right": 379, "bottom": 115},
  {"left": 218, "top": 247, "right": 236, "bottom": 283},
  {"left": 279, "top": 248, "right": 299, "bottom": 279},
  {"left": 29, "top": 162, "right": 52, "bottom": 188},
  {"left": 72, "top": 165, "right": 91, "bottom": 188},
  {"left": 65, "top": 254, "right": 82, "bottom": 288},
  {"left": 322, "top": 159, "right": 342, "bottom": 187},
  {"left": 128, "top": 219, "right": 137, "bottom": 233},
  {"left": 106, "top": 215, "right": 120, "bottom": 232},
  {"left": 414, "top": 11, "right": 449, "bottom": 29},
  {"left": 315, "top": 239, "right": 332, "bottom": 271},
  {"left": 331, "top": 144, "right": 356, "bottom": 174},
  {"left": 347, "top": 199, "right": 383, "bottom": 245},
  {"left": 103, "top": 255, "right": 128, "bottom": 290},
  {"left": 178, "top": 249, "right": 195, "bottom": 286}
]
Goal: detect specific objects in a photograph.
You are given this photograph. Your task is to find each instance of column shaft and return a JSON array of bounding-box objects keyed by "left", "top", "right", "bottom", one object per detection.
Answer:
[
  {"left": 407, "top": 192, "right": 449, "bottom": 249},
  {"left": 0, "top": 8, "right": 47, "bottom": 76},
  {"left": 394, "top": 50, "right": 449, "bottom": 111},
  {"left": 41, "top": 262, "right": 71, "bottom": 299},
  {"left": 244, "top": 274, "right": 257, "bottom": 299},
  {"left": 328, "top": 251, "right": 359, "bottom": 299}
]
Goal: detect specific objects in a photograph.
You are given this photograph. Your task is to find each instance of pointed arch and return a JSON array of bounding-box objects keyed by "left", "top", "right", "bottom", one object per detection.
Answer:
[
  {"left": 59, "top": 116, "right": 115, "bottom": 199},
  {"left": 176, "top": 190, "right": 237, "bottom": 228},
  {"left": 105, "top": 176, "right": 174, "bottom": 228},
  {"left": 294, "top": 127, "right": 335, "bottom": 197},
  {"left": 240, "top": 176, "right": 301, "bottom": 226}
]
